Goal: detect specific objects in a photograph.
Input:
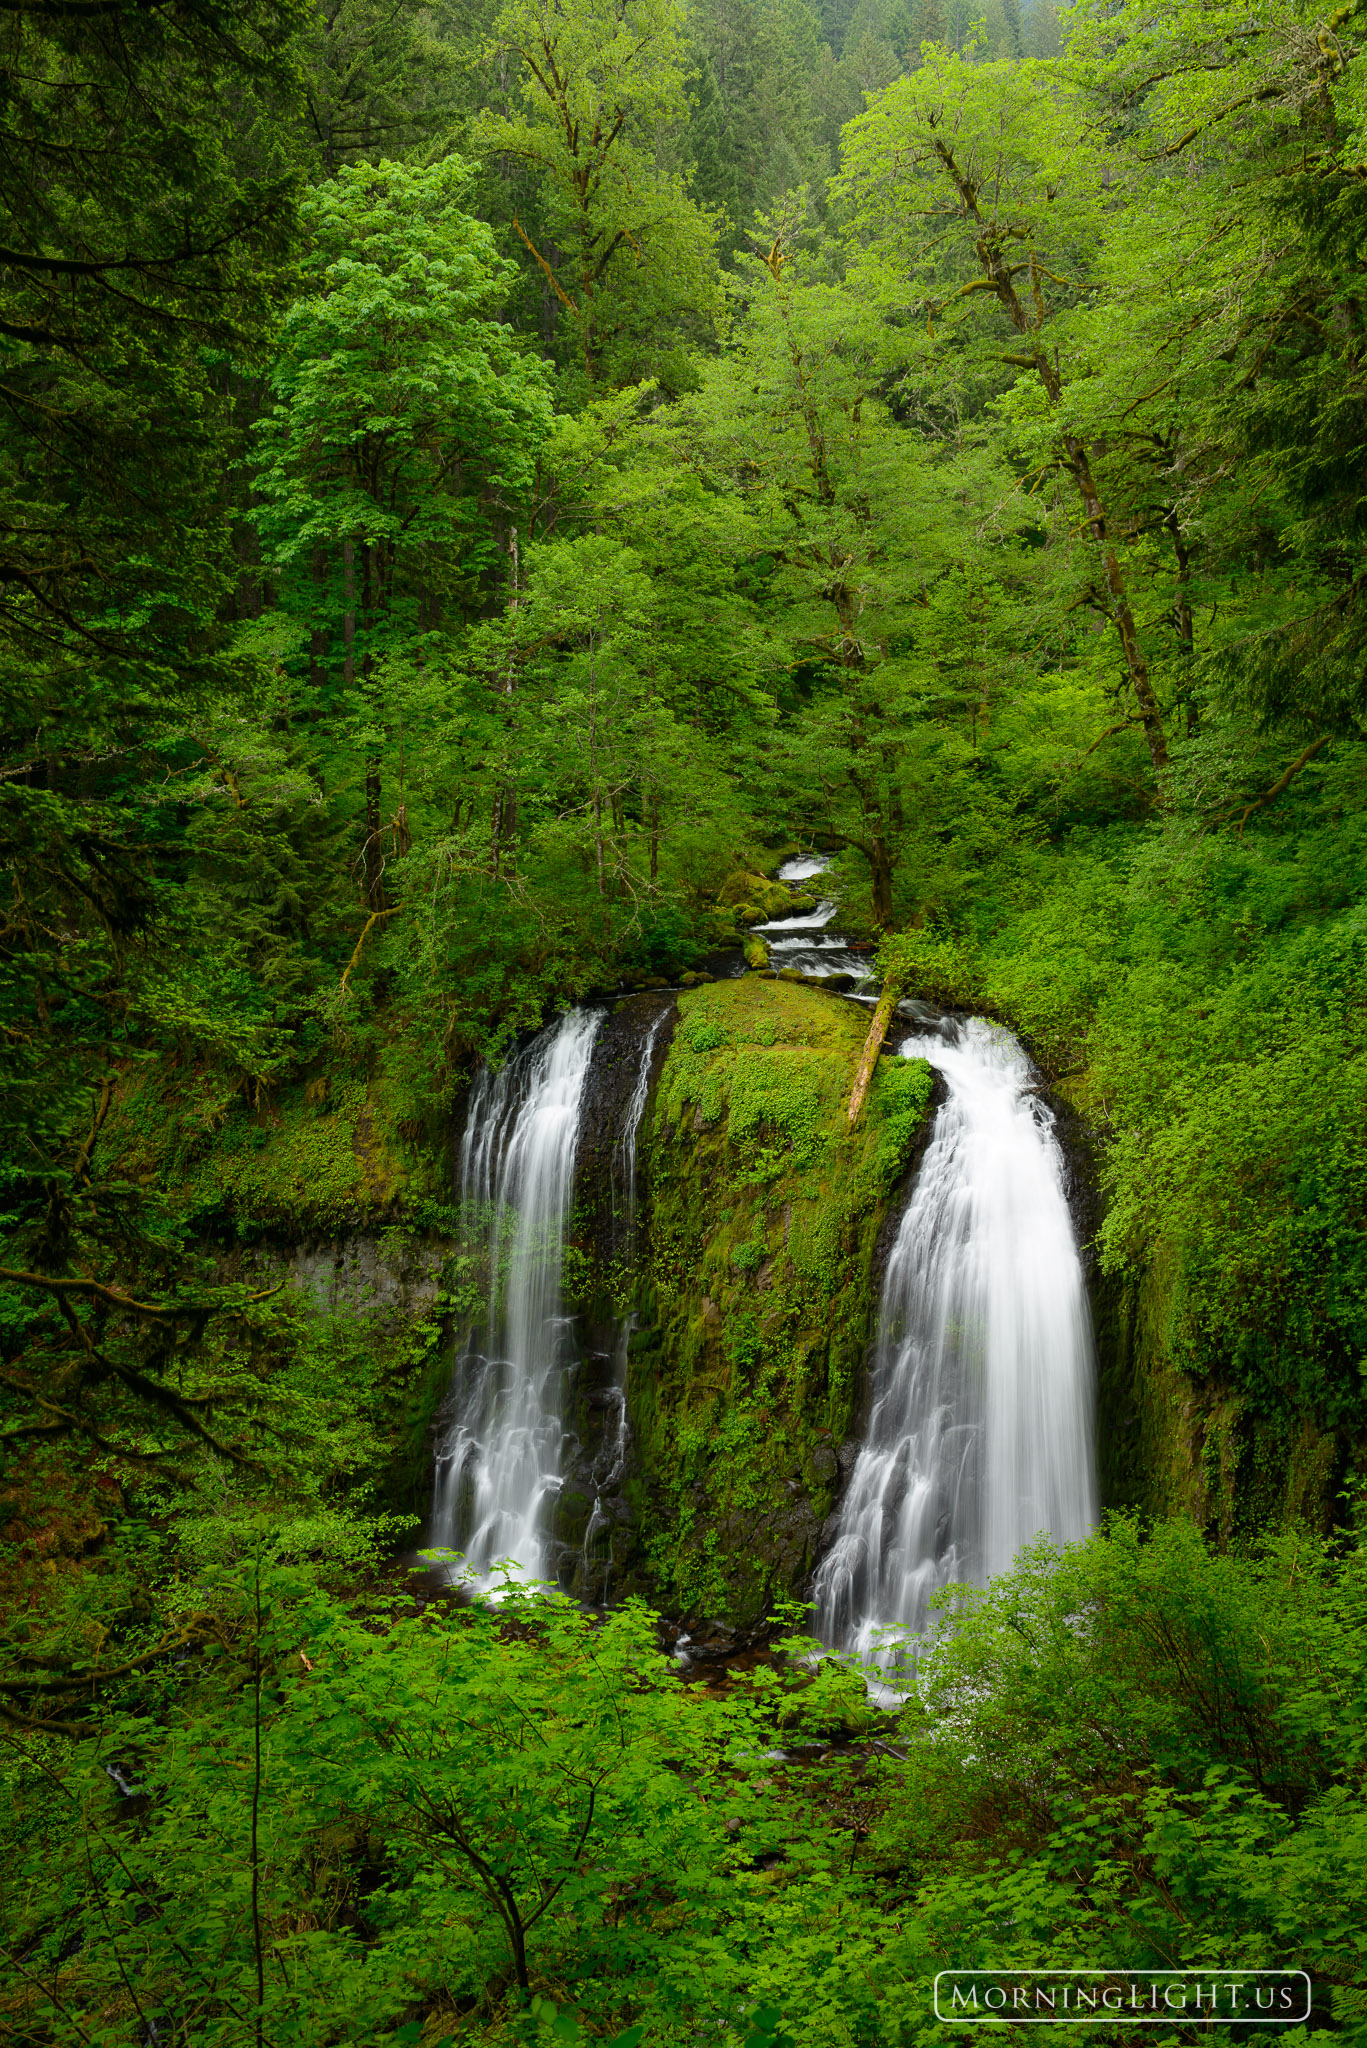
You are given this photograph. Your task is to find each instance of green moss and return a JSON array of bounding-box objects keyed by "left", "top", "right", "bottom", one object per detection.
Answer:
[
  {"left": 1093, "top": 1241, "right": 1345, "bottom": 1540},
  {"left": 106, "top": 1055, "right": 450, "bottom": 1237},
  {"left": 717, "top": 870, "right": 792, "bottom": 923},
  {"left": 631, "top": 977, "right": 933, "bottom": 1626}
]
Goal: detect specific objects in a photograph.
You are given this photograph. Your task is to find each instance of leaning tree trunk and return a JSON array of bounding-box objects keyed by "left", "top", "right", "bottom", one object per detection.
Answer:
[{"left": 847, "top": 978, "right": 903, "bottom": 1129}]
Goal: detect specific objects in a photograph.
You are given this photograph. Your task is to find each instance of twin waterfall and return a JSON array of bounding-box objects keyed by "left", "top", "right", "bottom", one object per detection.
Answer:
[
  {"left": 431, "top": 1009, "right": 603, "bottom": 1582},
  {"left": 812, "top": 1019, "right": 1096, "bottom": 1661},
  {"left": 432, "top": 974, "right": 1097, "bottom": 1659}
]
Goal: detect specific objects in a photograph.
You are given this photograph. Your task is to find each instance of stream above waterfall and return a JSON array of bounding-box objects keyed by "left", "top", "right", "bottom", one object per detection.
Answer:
[{"left": 753, "top": 852, "right": 878, "bottom": 986}]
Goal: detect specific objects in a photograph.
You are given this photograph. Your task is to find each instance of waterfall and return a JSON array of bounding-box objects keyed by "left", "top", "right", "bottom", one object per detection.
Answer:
[
  {"left": 432, "top": 1007, "right": 603, "bottom": 1584},
  {"left": 814, "top": 1016, "right": 1097, "bottom": 1665},
  {"left": 614, "top": 1009, "right": 666, "bottom": 1229}
]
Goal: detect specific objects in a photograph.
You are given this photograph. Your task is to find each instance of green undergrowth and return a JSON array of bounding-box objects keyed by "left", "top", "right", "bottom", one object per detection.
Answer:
[
  {"left": 631, "top": 976, "right": 933, "bottom": 1625},
  {"left": 105, "top": 1053, "right": 452, "bottom": 1237},
  {"left": 86, "top": 1050, "right": 463, "bottom": 1521}
]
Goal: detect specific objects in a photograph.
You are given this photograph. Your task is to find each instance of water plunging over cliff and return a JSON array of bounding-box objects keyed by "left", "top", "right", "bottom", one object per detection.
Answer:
[
  {"left": 616, "top": 1008, "right": 667, "bottom": 1230},
  {"left": 431, "top": 1008, "right": 603, "bottom": 1584},
  {"left": 814, "top": 1016, "right": 1096, "bottom": 1665}
]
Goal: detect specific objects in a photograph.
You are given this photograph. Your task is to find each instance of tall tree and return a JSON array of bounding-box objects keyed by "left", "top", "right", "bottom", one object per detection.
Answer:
[
  {"left": 251, "top": 157, "right": 552, "bottom": 906},
  {"left": 1067, "top": 0, "right": 1367, "bottom": 740},
  {"left": 680, "top": 209, "right": 1024, "bottom": 923},
  {"left": 475, "top": 0, "right": 723, "bottom": 389},
  {"left": 0, "top": 0, "right": 319, "bottom": 1459},
  {"left": 300, "top": 0, "right": 465, "bottom": 171},
  {"left": 839, "top": 52, "right": 1173, "bottom": 783}
]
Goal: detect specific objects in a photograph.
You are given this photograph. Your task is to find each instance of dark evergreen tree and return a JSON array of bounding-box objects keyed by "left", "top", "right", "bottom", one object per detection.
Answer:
[
  {"left": 686, "top": 49, "right": 748, "bottom": 252},
  {"left": 301, "top": 0, "right": 465, "bottom": 171},
  {"left": 910, "top": 0, "right": 946, "bottom": 51},
  {"left": 0, "top": 0, "right": 314, "bottom": 1454}
]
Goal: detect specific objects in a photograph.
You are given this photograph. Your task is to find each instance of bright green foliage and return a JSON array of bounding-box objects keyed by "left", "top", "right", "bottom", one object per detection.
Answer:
[
  {"left": 6, "top": 0, "right": 1367, "bottom": 2037},
  {"left": 875, "top": 1517, "right": 1367, "bottom": 2043},
  {"left": 0, "top": 1530, "right": 882, "bottom": 2045},
  {"left": 838, "top": 51, "right": 1176, "bottom": 784},
  {"left": 475, "top": 0, "right": 723, "bottom": 390},
  {"left": 6, "top": 1517, "right": 1366, "bottom": 2044},
  {"left": 1062, "top": 0, "right": 1367, "bottom": 740},
  {"left": 253, "top": 158, "right": 550, "bottom": 605}
]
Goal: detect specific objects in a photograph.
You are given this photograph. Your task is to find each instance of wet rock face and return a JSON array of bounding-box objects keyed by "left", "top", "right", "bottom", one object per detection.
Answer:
[
  {"left": 537, "top": 995, "right": 677, "bottom": 1605},
  {"left": 277, "top": 1235, "right": 448, "bottom": 1323},
  {"left": 572, "top": 993, "right": 678, "bottom": 1270},
  {"left": 232, "top": 1231, "right": 454, "bottom": 1514},
  {"left": 620, "top": 976, "right": 937, "bottom": 1631},
  {"left": 552, "top": 1317, "right": 639, "bottom": 1605}
]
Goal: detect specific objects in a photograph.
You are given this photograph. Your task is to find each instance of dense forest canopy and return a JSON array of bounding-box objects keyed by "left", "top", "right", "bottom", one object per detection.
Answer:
[{"left": 1, "top": 0, "right": 1366, "bottom": 2038}]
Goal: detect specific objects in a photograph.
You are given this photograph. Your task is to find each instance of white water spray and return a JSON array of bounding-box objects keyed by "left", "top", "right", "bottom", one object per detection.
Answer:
[
  {"left": 432, "top": 1008, "right": 602, "bottom": 1583},
  {"left": 814, "top": 1017, "right": 1097, "bottom": 1663}
]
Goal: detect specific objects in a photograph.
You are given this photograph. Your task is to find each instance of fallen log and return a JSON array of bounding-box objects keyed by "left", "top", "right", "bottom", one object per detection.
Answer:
[{"left": 846, "top": 978, "right": 902, "bottom": 1129}]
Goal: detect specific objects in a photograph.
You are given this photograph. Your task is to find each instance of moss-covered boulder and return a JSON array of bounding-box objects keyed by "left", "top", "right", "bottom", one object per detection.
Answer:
[
  {"left": 717, "top": 870, "right": 792, "bottom": 926},
  {"left": 629, "top": 977, "right": 933, "bottom": 1633}
]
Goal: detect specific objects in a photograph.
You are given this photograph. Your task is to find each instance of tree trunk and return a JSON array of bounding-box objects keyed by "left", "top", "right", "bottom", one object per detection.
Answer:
[
  {"left": 1064, "top": 440, "right": 1169, "bottom": 778},
  {"left": 847, "top": 978, "right": 903, "bottom": 1129},
  {"left": 1166, "top": 508, "right": 1197, "bottom": 736},
  {"left": 491, "top": 528, "right": 521, "bottom": 876},
  {"left": 309, "top": 547, "right": 328, "bottom": 694},
  {"left": 931, "top": 138, "right": 1170, "bottom": 786},
  {"left": 342, "top": 539, "right": 356, "bottom": 689},
  {"left": 362, "top": 758, "right": 384, "bottom": 910}
]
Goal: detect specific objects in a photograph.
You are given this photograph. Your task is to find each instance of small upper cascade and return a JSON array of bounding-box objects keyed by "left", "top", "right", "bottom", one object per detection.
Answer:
[
  {"left": 752, "top": 852, "right": 876, "bottom": 986},
  {"left": 814, "top": 1016, "right": 1097, "bottom": 1669},
  {"left": 432, "top": 1007, "right": 603, "bottom": 1584}
]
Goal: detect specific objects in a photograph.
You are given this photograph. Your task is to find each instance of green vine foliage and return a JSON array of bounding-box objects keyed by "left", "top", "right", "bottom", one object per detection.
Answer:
[{"left": 4, "top": 1514, "right": 1365, "bottom": 2045}]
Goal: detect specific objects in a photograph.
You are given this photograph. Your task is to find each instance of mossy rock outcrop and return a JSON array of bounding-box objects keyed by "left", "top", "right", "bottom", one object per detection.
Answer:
[
  {"left": 717, "top": 870, "right": 792, "bottom": 926},
  {"left": 628, "top": 977, "right": 933, "bottom": 1632},
  {"left": 1092, "top": 1247, "right": 1346, "bottom": 1544},
  {"left": 105, "top": 1053, "right": 450, "bottom": 1238}
]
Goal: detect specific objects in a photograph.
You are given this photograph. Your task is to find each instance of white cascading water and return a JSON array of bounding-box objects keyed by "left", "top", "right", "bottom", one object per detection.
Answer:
[
  {"left": 814, "top": 1016, "right": 1097, "bottom": 1665},
  {"left": 615, "top": 1009, "right": 667, "bottom": 1228},
  {"left": 431, "top": 1007, "right": 603, "bottom": 1584},
  {"left": 756, "top": 853, "right": 875, "bottom": 984}
]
